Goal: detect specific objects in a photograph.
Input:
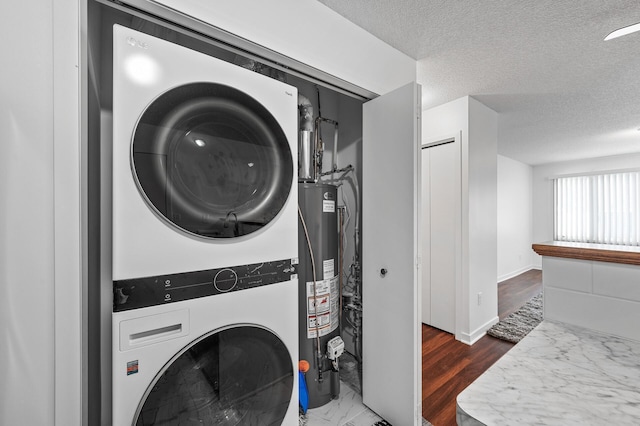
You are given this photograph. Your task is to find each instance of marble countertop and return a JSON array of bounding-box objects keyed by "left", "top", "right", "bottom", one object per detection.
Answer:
[{"left": 456, "top": 320, "right": 640, "bottom": 425}]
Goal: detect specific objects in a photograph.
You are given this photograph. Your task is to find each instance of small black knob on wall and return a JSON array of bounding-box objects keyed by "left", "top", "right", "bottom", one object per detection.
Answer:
[{"left": 380, "top": 268, "right": 387, "bottom": 277}]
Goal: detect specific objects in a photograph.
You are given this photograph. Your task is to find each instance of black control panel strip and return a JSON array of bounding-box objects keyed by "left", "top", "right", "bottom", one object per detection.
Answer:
[{"left": 113, "top": 259, "right": 296, "bottom": 312}]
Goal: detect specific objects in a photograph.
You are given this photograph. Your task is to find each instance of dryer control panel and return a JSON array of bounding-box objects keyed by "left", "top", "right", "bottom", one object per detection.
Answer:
[{"left": 113, "top": 259, "right": 297, "bottom": 312}]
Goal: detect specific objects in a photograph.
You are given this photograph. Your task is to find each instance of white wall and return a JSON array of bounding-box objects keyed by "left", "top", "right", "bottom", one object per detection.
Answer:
[
  {"left": 422, "top": 97, "right": 469, "bottom": 139},
  {"left": 467, "top": 97, "right": 498, "bottom": 342},
  {"left": 151, "top": 0, "right": 417, "bottom": 95},
  {"left": 1, "top": 0, "right": 82, "bottom": 425},
  {"left": 0, "top": 2, "right": 55, "bottom": 424},
  {"left": 532, "top": 152, "right": 640, "bottom": 268},
  {"left": 422, "top": 96, "right": 499, "bottom": 344},
  {"left": 497, "top": 155, "right": 534, "bottom": 281}
]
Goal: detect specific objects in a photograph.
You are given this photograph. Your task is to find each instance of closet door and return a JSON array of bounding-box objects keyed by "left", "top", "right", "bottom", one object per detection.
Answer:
[
  {"left": 362, "top": 82, "right": 421, "bottom": 426},
  {"left": 421, "top": 138, "right": 460, "bottom": 334}
]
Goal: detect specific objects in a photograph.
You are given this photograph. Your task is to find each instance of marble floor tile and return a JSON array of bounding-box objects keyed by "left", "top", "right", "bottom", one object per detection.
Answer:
[
  {"left": 342, "top": 408, "right": 385, "bottom": 426},
  {"left": 303, "top": 381, "right": 383, "bottom": 426}
]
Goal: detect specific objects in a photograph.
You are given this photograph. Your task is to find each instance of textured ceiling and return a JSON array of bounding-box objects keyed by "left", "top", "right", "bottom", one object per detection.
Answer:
[{"left": 317, "top": 0, "right": 640, "bottom": 165}]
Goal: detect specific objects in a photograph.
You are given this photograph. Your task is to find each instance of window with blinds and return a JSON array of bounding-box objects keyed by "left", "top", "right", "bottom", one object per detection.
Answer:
[{"left": 554, "top": 171, "right": 640, "bottom": 246}]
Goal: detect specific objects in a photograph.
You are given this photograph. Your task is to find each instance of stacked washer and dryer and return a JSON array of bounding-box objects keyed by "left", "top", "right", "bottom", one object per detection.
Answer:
[{"left": 111, "top": 25, "right": 300, "bottom": 425}]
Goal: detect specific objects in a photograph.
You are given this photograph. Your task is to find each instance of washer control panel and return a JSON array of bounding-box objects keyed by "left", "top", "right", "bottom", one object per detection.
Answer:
[{"left": 113, "top": 259, "right": 297, "bottom": 312}]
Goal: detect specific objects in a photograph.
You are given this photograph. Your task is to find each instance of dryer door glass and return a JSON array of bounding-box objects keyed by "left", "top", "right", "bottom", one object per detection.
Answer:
[
  {"left": 132, "top": 82, "right": 293, "bottom": 238},
  {"left": 135, "top": 326, "right": 294, "bottom": 425}
]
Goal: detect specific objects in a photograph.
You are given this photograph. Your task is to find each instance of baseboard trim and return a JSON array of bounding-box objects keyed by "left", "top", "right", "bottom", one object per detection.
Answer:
[
  {"left": 498, "top": 265, "right": 538, "bottom": 283},
  {"left": 457, "top": 316, "right": 500, "bottom": 345}
]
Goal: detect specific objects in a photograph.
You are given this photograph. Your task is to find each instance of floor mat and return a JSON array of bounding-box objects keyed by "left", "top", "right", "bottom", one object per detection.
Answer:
[{"left": 487, "top": 292, "right": 543, "bottom": 343}]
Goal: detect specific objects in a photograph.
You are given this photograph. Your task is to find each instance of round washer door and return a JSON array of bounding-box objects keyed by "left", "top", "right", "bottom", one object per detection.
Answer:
[
  {"left": 135, "top": 326, "right": 294, "bottom": 425},
  {"left": 132, "top": 82, "right": 294, "bottom": 239}
]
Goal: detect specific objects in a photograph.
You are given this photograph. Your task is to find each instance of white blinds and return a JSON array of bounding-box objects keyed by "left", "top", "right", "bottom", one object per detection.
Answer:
[{"left": 554, "top": 171, "right": 640, "bottom": 246}]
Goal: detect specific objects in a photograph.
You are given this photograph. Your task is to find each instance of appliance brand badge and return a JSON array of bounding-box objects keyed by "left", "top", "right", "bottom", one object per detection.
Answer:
[
  {"left": 127, "top": 360, "right": 139, "bottom": 376},
  {"left": 126, "top": 36, "right": 148, "bottom": 49},
  {"left": 323, "top": 192, "right": 334, "bottom": 200},
  {"left": 285, "top": 91, "right": 293, "bottom": 97}
]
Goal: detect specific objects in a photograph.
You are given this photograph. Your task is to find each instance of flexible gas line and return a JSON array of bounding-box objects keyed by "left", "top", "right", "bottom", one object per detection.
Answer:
[{"left": 297, "top": 204, "right": 324, "bottom": 382}]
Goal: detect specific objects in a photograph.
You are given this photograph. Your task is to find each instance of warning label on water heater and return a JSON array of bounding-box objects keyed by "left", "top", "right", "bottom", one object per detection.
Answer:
[{"left": 306, "top": 275, "right": 339, "bottom": 339}]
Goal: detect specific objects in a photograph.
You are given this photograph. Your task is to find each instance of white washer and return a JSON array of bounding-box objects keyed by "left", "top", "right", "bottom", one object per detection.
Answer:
[
  {"left": 112, "top": 274, "right": 298, "bottom": 425},
  {"left": 112, "top": 24, "right": 298, "bottom": 280},
  {"left": 111, "top": 25, "right": 299, "bottom": 425}
]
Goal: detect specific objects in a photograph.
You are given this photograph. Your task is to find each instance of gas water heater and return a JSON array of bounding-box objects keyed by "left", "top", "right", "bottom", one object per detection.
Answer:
[
  {"left": 298, "top": 182, "right": 343, "bottom": 408},
  {"left": 297, "top": 92, "right": 345, "bottom": 409}
]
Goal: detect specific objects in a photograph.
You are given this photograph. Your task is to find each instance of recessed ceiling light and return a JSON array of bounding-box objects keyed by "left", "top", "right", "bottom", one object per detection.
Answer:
[{"left": 604, "top": 21, "right": 640, "bottom": 41}]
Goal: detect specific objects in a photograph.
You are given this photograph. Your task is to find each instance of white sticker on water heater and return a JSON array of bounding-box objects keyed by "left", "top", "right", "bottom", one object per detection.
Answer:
[
  {"left": 323, "top": 259, "right": 335, "bottom": 280},
  {"left": 322, "top": 200, "right": 335, "bottom": 213}
]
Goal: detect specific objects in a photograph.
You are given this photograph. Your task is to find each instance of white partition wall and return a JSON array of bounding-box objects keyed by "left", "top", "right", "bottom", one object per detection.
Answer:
[{"left": 543, "top": 257, "right": 640, "bottom": 342}]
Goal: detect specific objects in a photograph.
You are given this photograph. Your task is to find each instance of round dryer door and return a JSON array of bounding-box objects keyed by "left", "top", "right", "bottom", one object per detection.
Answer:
[
  {"left": 135, "top": 326, "right": 294, "bottom": 425},
  {"left": 132, "top": 82, "right": 294, "bottom": 238}
]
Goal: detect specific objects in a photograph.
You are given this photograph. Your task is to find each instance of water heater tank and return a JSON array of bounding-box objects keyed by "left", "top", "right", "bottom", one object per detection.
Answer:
[{"left": 297, "top": 182, "right": 340, "bottom": 408}]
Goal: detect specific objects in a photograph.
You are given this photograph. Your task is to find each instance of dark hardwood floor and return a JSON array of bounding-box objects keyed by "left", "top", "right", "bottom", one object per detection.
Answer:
[
  {"left": 497, "top": 269, "right": 542, "bottom": 320},
  {"left": 421, "top": 269, "right": 542, "bottom": 425}
]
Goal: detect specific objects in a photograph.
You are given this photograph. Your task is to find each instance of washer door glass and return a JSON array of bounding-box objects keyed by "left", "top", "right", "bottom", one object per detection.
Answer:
[
  {"left": 132, "top": 82, "right": 293, "bottom": 238},
  {"left": 135, "top": 326, "right": 293, "bottom": 425}
]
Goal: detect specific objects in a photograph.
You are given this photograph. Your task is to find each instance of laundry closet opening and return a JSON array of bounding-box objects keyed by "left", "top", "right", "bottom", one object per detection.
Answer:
[{"left": 87, "top": 1, "right": 367, "bottom": 423}]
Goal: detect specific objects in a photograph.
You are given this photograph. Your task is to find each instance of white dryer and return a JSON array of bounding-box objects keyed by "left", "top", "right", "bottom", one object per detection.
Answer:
[
  {"left": 111, "top": 25, "right": 299, "bottom": 425},
  {"left": 112, "top": 24, "right": 298, "bottom": 280},
  {"left": 112, "top": 267, "right": 298, "bottom": 425}
]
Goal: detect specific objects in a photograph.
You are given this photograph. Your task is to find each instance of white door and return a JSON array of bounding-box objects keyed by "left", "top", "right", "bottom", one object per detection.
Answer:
[
  {"left": 421, "top": 138, "right": 460, "bottom": 334},
  {"left": 362, "top": 82, "right": 422, "bottom": 426}
]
